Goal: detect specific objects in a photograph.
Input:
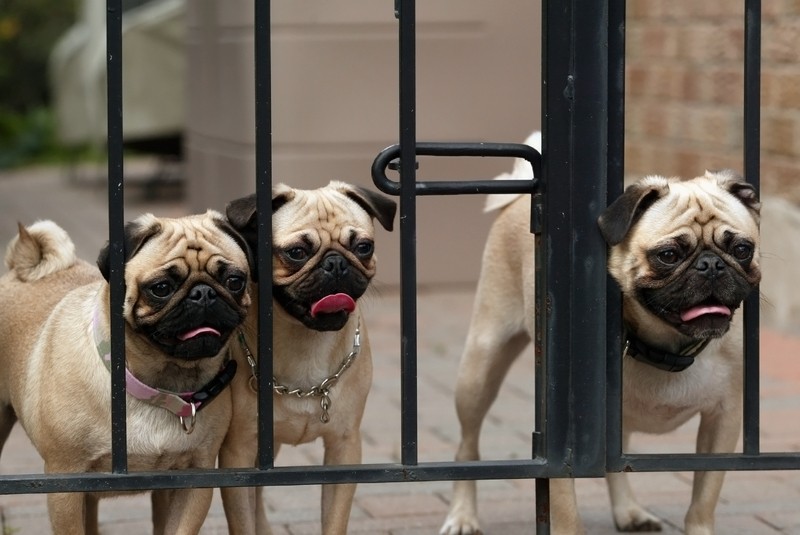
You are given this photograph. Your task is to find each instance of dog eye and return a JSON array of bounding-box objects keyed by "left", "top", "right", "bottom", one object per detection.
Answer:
[
  {"left": 353, "top": 240, "right": 374, "bottom": 258},
  {"left": 732, "top": 243, "right": 753, "bottom": 261},
  {"left": 657, "top": 249, "right": 680, "bottom": 265},
  {"left": 226, "top": 275, "right": 245, "bottom": 293},
  {"left": 149, "top": 281, "right": 174, "bottom": 299},
  {"left": 285, "top": 247, "right": 309, "bottom": 262}
]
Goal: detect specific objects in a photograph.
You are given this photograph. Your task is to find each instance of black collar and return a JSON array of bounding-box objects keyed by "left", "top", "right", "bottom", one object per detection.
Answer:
[
  {"left": 187, "top": 358, "right": 239, "bottom": 408},
  {"left": 624, "top": 332, "right": 711, "bottom": 373}
]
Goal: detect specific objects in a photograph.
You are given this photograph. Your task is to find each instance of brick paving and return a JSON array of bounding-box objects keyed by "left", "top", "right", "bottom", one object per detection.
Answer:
[{"left": 1, "top": 164, "right": 800, "bottom": 534}]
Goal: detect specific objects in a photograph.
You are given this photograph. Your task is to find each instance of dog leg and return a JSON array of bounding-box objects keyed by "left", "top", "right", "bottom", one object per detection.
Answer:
[
  {"left": 47, "top": 492, "right": 88, "bottom": 535},
  {"left": 157, "top": 487, "right": 214, "bottom": 535},
  {"left": 152, "top": 489, "right": 173, "bottom": 535},
  {"left": 320, "top": 430, "right": 362, "bottom": 535},
  {"left": 255, "top": 486, "right": 271, "bottom": 533},
  {"left": 684, "top": 405, "right": 741, "bottom": 535},
  {"left": 606, "top": 432, "right": 662, "bottom": 532},
  {"left": 220, "top": 433, "right": 279, "bottom": 535},
  {"left": 440, "top": 325, "right": 530, "bottom": 535},
  {"left": 550, "top": 478, "right": 585, "bottom": 535},
  {"left": 221, "top": 486, "right": 266, "bottom": 535},
  {"left": 84, "top": 494, "right": 99, "bottom": 535}
]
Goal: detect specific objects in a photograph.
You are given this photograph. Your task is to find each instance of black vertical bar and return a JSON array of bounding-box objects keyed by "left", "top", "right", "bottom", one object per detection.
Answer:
[
  {"left": 106, "top": 0, "right": 127, "bottom": 473},
  {"left": 535, "top": 0, "right": 558, "bottom": 528},
  {"left": 742, "top": 0, "right": 761, "bottom": 456},
  {"left": 397, "top": 0, "right": 418, "bottom": 466},
  {"left": 255, "top": 0, "right": 275, "bottom": 469},
  {"left": 540, "top": 0, "right": 608, "bottom": 476},
  {"left": 565, "top": 0, "right": 609, "bottom": 478},
  {"left": 535, "top": 478, "right": 551, "bottom": 535},
  {"left": 606, "top": 0, "right": 626, "bottom": 472}
]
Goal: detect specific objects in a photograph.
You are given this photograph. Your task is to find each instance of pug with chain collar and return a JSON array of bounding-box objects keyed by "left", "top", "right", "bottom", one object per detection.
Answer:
[
  {"left": 222, "top": 181, "right": 396, "bottom": 535},
  {"left": 0, "top": 212, "right": 252, "bottom": 534},
  {"left": 441, "top": 162, "right": 761, "bottom": 535}
]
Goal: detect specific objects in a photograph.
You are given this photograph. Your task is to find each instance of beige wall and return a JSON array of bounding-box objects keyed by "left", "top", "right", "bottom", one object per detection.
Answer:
[{"left": 185, "top": 1, "right": 541, "bottom": 286}]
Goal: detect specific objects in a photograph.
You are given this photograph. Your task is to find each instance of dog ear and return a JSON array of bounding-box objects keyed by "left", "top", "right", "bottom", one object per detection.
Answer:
[
  {"left": 225, "top": 186, "right": 297, "bottom": 283},
  {"left": 225, "top": 193, "right": 259, "bottom": 282},
  {"left": 271, "top": 183, "right": 296, "bottom": 213},
  {"left": 598, "top": 179, "right": 669, "bottom": 246},
  {"left": 207, "top": 211, "right": 257, "bottom": 283},
  {"left": 333, "top": 182, "right": 397, "bottom": 232},
  {"left": 225, "top": 193, "right": 258, "bottom": 248},
  {"left": 97, "top": 215, "right": 162, "bottom": 281},
  {"left": 705, "top": 169, "right": 761, "bottom": 221}
]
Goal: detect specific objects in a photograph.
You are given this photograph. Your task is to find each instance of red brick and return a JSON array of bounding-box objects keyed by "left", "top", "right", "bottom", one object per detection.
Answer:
[
  {"left": 761, "top": 69, "right": 800, "bottom": 110},
  {"left": 626, "top": 64, "right": 650, "bottom": 98},
  {"left": 627, "top": 0, "right": 667, "bottom": 20},
  {"left": 762, "top": 114, "right": 799, "bottom": 157},
  {"left": 707, "top": 67, "right": 744, "bottom": 106},
  {"left": 677, "top": 0, "right": 742, "bottom": 20},
  {"left": 786, "top": 0, "right": 800, "bottom": 15},
  {"left": 763, "top": 22, "right": 800, "bottom": 63}
]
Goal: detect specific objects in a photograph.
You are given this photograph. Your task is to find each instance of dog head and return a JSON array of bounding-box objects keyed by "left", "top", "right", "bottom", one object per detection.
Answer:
[
  {"left": 97, "top": 210, "right": 252, "bottom": 360},
  {"left": 598, "top": 169, "right": 761, "bottom": 342},
  {"left": 226, "top": 181, "right": 396, "bottom": 331}
]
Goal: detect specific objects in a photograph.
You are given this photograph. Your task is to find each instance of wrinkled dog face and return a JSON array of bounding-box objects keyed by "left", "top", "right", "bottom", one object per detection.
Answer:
[
  {"left": 599, "top": 169, "right": 761, "bottom": 340},
  {"left": 226, "top": 181, "right": 396, "bottom": 332},
  {"left": 98, "top": 211, "right": 252, "bottom": 360}
]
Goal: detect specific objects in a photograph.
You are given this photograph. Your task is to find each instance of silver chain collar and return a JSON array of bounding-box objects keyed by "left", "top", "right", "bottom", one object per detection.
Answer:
[{"left": 236, "top": 317, "right": 362, "bottom": 423}]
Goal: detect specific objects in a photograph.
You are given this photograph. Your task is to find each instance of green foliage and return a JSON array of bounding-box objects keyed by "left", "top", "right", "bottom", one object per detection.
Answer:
[
  {"left": 0, "top": 0, "right": 78, "bottom": 113},
  {"left": 0, "top": 0, "right": 80, "bottom": 168}
]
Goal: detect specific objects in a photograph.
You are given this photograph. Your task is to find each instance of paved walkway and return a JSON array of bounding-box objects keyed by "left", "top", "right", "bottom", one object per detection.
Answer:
[{"left": 1, "top": 164, "right": 800, "bottom": 534}]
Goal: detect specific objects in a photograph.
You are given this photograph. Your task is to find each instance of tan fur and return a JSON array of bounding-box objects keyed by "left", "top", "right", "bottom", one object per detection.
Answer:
[
  {"left": 441, "top": 173, "right": 760, "bottom": 535},
  {"left": 4, "top": 220, "right": 77, "bottom": 281},
  {"left": 221, "top": 182, "right": 395, "bottom": 535},
  {"left": 0, "top": 214, "right": 252, "bottom": 535}
]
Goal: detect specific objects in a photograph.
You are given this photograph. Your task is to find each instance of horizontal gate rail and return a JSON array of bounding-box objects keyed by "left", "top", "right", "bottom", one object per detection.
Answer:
[
  {"left": 6, "top": 447, "right": 800, "bottom": 496},
  {"left": 0, "top": 459, "right": 558, "bottom": 495},
  {"left": 619, "top": 453, "right": 800, "bottom": 472}
]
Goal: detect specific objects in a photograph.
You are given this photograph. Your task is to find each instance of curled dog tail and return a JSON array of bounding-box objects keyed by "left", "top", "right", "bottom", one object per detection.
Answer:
[
  {"left": 4, "top": 220, "right": 77, "bottom": 282},
  {"left": 484, "top": 130, "right": 541, "bottom": 213}
]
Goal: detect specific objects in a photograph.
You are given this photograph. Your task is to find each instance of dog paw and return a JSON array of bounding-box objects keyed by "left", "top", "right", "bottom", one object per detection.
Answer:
[
  {"left": 440, "top": 514, "right": 483, "bottom": 535},
  {"left": 613, "top": 507, "right": 663, "bottom": 532}
]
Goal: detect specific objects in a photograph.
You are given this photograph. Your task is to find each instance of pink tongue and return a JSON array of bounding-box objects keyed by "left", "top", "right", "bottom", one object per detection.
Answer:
[
  {"left": 680, "top": 304, "right": 732, "bottom": 323},
  {"left": 310, "top": 293, "right": 356, "bottom": 317},
  {"left": 178, "top": 326, "right": 221, "bottom": 341}
]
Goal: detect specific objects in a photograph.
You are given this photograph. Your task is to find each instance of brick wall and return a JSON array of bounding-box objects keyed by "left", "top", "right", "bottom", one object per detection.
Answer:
[{"left": 625, "top": 0, "right": 800, "bottom": 201}]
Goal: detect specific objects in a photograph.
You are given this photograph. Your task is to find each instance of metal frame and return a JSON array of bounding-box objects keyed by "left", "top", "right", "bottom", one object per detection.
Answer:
[{"left": 0, "top": 1, "right": 789, "bottom": 534}]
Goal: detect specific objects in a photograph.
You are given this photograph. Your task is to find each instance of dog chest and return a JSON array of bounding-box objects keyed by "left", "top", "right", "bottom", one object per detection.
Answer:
[{"left": 622, "top": 354, "right": 738, "bottom": 434}]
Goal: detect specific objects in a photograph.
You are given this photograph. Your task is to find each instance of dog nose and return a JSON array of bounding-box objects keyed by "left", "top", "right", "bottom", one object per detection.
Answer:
[
  {"left": 322, "top": 253, "right": 349, "bottom": 276},
  {"left": 188, "top": 283, "right": 217, "bottom": 305},
  {"left": 694, "top": 251, "right": 725, "bottom": 278}
]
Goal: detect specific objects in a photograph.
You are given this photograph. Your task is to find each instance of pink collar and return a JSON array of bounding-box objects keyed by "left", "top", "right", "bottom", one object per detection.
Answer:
[{"left": 92, "top": 302, "right": 236, "bottom": 433}]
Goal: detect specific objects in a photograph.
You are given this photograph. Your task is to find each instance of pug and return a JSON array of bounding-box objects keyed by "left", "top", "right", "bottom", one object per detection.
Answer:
[
  {"left": 221, "top": 181, "right": 396, "bottom": 534},
  {"left": 0, "top": 212, "right": 253, "bottom": 534},
  {"left": 441, "top": 168, "right": 760, "bottom": 535}
]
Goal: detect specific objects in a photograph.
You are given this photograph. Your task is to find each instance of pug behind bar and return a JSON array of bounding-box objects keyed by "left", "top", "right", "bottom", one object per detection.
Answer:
[
  {"left": 441, "top": 168, "right": 761, "bottom": 535},
  {"left": 0, "top": 212, "right": 252, "bottom": 534},
  {"left": 221, "top": 181, "right": 396, "bottom": 535}
]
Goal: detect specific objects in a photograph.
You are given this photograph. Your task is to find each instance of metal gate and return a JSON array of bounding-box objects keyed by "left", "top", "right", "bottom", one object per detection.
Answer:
[{"left": 0, "top": 0, "right": 787, "bottom": 533}]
